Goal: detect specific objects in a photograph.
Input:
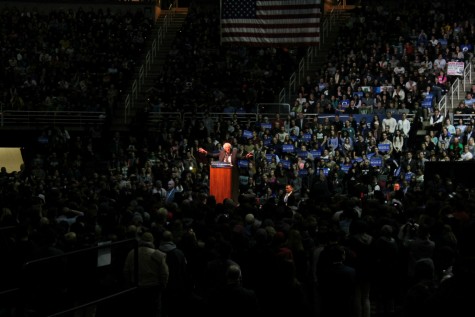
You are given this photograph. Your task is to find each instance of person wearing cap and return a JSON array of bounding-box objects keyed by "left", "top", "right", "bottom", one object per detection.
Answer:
[{"left": 123, "top": 232, "right": 169, "bottom": 317}]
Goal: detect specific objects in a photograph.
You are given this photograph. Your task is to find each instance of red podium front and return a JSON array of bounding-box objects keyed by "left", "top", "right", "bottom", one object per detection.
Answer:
[{"left": 209, "top": 164, "right": 239, "bottom": 204}]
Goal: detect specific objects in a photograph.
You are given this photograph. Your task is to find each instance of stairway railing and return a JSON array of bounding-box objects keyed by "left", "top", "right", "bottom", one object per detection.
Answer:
[
  {"left": 279, "top": 0, "right": 346, "bottom": 104},
  {"left": 123, "top": 5, "right": 179, "bottom": 125}
]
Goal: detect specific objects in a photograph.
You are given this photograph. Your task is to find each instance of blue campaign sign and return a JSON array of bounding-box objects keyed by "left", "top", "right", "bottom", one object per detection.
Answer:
[
  {"left": 261, "top": 123, "right": 272, "bottom": 129},
  {"left": 298, "top": 169, "right": 308, "bottom": 176},
  {"left": 378, "top": 143, "right": 390, "bottom": 152},
  {"left": 266, "top": 153, "right": 274, "bottom": 162},
  {"left": 317, "top": 167, "right": 330, "bottom": 176},
  {"left": 297, "top": 150, "right": 308, "bottom": 158},
  {"left": 340, "top": 164, "right": 352, "bottom": 173},
  {"left": 370, "top": 156, "right": 383, "bottom": 167},
  {"left": 290, "top": 135, "right": 297, "bottom": 142},
  {"left": 394, "top": 166, "right": 402, "bottom": 177},
  {"left": 238, "top": 160, "right": 249, "bottom": 168},
  {"left": 310, "top": 150, "right": 321, "bottom": 159},
  {"left": 422, "top": 95, "right": 434, "bottom": 108},
  {"left": 264, "top": 138, "right": 272, "bottom": 146},
  {"left": 302, "top": 133, "right": 312, "bottom": 142},
  {"left": 282, "top": 144, "right": 295, "bottom": 153},
  {"left": 353, "top": 157, "right": 363, "bottom": 163},
  {"left": 243, "top": 130, "right": 253, "bottom": 139},
  {"left": 366, "top": 152, "right": 375, "bottom": 159},
  {"left": 281, "top": 160, "right": 291, "bottom": 169},
  {"left": 341, "top": 99, "right": 350, "bottom": 108},
  {"left": 405, "top": 172, "right": 414, "bottom": 182}
]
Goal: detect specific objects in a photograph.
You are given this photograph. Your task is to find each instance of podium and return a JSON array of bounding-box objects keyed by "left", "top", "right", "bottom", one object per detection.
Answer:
[{"left": 209, "top": 162, "right": 239, "bottom": 204}]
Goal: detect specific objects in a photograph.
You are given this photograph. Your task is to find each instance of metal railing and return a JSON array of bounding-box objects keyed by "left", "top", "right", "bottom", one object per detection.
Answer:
[
  {"left": 445, "top": 61, "right": 473, "bottom": 111},
  {"left": 123, "top": 5, "right": 179, "bottom": 125},
  {"left": 6, "top": 238, "right": 139, "bottom": 317},
  {"left": 453, "top": 113, "right": 475, "bottom": 125},
  {"left": 279, "top": 0, "right": 345, "bottom": 104},
  {"left": 147, "top": 107, "right": 416, "bottom": 130},
  {"left": 147, "top": 111, "right": 184, "bottom": 130},
  {"left": 0, "top": 111, "right": 106, "bottom": 129}
]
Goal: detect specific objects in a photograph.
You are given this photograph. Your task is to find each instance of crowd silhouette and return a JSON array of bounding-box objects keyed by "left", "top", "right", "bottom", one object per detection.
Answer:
[{"left": 1, "top": 0, "right": 475, "bottom": 316}]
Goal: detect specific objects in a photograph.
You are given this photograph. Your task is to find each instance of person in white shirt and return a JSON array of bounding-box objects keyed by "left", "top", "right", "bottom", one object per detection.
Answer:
[
  {"left": 393, "top": 63, "right": 406, "bottom": 76},
  {"left": 461, "top": 145, "right": 473, "bottom": 161},
  {"left": 392, "top": 85, "right": 406, "bottom": 103},
  {"left": 397, "top": 113, "right": 411, "bottom": 137},
  {"left": 433, "top": 53, "right": 447, "bottom": 71},
  {"left": 429, "top": 35, "right": 439, "bottom": 46},
  {"left": 405, "top": 78, "right": 417, "bottom": 94},
  {"left": 382, "top": 111, "right": 398, "bottom": 134},
  {"left": 397, "top": 112, "right": 411, "bottom": 148}
]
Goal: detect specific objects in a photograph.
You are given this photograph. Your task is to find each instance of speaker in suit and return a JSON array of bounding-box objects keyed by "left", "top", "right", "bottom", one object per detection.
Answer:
[{"left": 198, "top": 142, "right": 253, "bottom": 166}]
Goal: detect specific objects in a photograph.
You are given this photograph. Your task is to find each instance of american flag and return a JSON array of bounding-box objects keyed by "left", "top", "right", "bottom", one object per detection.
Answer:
[{"left": 221, "top": 0, "right": 321, "bottom": 47}]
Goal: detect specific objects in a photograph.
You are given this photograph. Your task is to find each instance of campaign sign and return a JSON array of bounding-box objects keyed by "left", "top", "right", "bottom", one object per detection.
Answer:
[
  {"left": 282, "top": 144, "right": 295, "bottom": 153},
  {"left": 297, "top": 150, "right": 308, "bottom": 158},
  {"left": 393, "top": 166, "right": 402, "bottom": 177},
  {"left": 378, "top": 143, "right": 390, "bottom": 152},
  {"left": 298, "top": 169, "right": 308, "bottom": 176},
  {"left": 370, "top": 156, "right": 383, "bottom": 167},
  {"left": 261, "top": 122, "right": 272, "bottom": 129},
  {"left": 238, "top": 160, "right": 249, "bottom": 168},
  {"left": 405, "top": 172, "right": 414, "bottom": 182},
  {"left": 281, "top": 160, "right": 291, "bottom": 169},
  {"left": 243, "top": 130, "right": 253, "bottom": 139},
  {"left": 290, "top": 135, "right": 297, "bottom": 142},
  {"left": 317, "top": 167, "right": 330, "bottom": 176},
  {"left": 266, "top": 153, "right": 274, "bottom": 162},
  {"left": 263, "top": 138, "right": 272, "bottom": 146},
  {"left": 310, "top": 150, "right": 321, "bottom": 159},
  {"left": 302, "top": 133, "right": 312, "bottom": 142},
  {"left": 340, "top": 164, "right": 352, "bottom": 173},
  {"left": 353, "top": 157, "right": 363, "bottom": 163}
]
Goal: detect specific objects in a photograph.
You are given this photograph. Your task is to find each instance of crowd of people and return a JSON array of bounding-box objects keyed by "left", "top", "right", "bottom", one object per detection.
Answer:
[
  {"left": 0, "top": 5, "right": 152, "bottom": 114},
  {"left": 1, "top": 0, "right": 475, "bottom": 317}
]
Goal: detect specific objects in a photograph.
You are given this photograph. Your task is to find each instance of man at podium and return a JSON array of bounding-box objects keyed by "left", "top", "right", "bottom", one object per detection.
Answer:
[
  {"left": 198, "top": 142, "right": 253, "bottom": 165},
  {"left": 198, "top": 142, "right": 253, "bottom": 204}
]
